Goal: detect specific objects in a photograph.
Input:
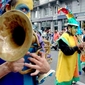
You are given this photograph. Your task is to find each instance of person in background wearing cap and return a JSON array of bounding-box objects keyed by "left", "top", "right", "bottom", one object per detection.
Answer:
[
  {"left": 0, "top": 0, "right": 52, "bottom": 85},
  {"left": 54, "top": 7, "right": 85, "bottom": 85},
  {"left": 55, "top": 23, "right": 85, "bottom": 85},
  {"left": 55, "top": 23, "right": 83, "bottom": 85}
]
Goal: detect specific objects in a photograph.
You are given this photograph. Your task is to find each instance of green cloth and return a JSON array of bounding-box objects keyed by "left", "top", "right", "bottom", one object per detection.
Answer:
[
  {"left": 78, "top": 54, "right": 82, "bottom": 74},
  {"left": 55, "top": 77, "right": 80, "bottom": 85}
]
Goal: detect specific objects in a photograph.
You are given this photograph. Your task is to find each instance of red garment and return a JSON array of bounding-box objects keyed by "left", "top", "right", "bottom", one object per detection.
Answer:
[
  {"left": 53, "top": 32, "right": 60, "bottom": 41},
  {"left": 81, "top": 54, "right": 85, "bottom": 62}
]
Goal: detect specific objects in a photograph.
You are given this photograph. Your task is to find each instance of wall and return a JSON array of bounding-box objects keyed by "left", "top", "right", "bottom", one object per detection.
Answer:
[
  {"left": 72, "top": 0, "right": 80, "bottom": 13},
  {"left": 39, "top": 0, "right": 48, "bottom": 5}
]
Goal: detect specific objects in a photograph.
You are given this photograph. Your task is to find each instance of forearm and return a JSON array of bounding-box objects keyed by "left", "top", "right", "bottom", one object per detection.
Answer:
[
  {"left": 0, "top": 62, "right": 11, "bottom": 78},
  {"left": 59, "top": 39, "right": 79, "bottom": 55}
]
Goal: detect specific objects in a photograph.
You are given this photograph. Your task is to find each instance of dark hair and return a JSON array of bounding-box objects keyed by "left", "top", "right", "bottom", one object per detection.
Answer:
[
  {"left": 67, "top": 25, "right": 73, "bottom": 30},
  {"left": 8, "top": 0, "right": 17, "bottom": 6},
  {"left": 62, "top": 28, "right": 65, "bottom": 31},
  {"left": 68, "top": 25, "right": 73, "bottom": 28}
]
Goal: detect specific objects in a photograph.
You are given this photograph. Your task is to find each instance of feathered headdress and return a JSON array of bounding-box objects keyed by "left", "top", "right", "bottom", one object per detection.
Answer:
[
  {"left": 58, "top": 7, "right": 82, "bottom": 34},
  {"left": 0, "top": 0, "right": 10, "bottom": 15}
]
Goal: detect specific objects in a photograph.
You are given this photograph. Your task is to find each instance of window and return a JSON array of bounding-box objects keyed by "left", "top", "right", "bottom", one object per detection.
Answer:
[
  {"left": 44, "top": 8, "right": 49, "bottom": 16},
  {"left": 54, "top": 20, "right": 58, "bottom": 25},
  {"left": 62, "top": 19, "right": 67, "bottom": 27},
  {"left": 35, "top": 10, "right": 38, "bottom": 18}
]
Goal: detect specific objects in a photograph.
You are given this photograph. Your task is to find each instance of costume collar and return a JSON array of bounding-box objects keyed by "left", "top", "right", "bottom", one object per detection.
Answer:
[{"left": 67, "top": 31, "right": 74, "bottom": 36}]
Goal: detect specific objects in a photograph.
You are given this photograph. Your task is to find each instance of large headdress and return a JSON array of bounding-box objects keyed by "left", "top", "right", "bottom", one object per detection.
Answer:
[{"left": 58, "top": 7, "right": 82, "bottom": 34}]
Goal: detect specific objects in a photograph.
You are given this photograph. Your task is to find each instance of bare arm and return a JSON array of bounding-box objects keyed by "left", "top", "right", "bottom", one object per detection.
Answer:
[
  {"left": 0, "top": 58, "right": 24, "bottom": 78},
  {"left": 0, "top": 62, "right": 11, "bottom": 78}
]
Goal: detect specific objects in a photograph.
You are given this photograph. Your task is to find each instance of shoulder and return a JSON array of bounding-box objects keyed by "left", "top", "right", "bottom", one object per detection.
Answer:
[
  {"left": 58, "top": 32, "right": 70, "bottom": 45},
  {"left": 61, "top": 32, "right": 69, "bottom": 38}
]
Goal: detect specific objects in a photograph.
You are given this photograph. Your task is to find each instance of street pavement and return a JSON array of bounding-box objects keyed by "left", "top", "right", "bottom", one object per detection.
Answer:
[{"left": 42, "top": 50, "right": 85, "bottom": 85}]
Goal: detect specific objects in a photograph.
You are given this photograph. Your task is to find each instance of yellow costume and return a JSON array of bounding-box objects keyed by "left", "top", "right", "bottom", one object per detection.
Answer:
[{"left": 55, "top": 33, "right": 79, "bottom": 85}]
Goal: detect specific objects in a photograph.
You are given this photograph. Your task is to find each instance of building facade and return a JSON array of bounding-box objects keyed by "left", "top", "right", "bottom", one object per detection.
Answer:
[{"left": 31, "top": 0, "right": 85, "bottom": 32}]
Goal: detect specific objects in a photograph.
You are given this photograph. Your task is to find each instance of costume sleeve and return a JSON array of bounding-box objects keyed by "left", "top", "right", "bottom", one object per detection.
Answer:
[{"left": 58, "top": 39, "right": 80, "bottom": 55}]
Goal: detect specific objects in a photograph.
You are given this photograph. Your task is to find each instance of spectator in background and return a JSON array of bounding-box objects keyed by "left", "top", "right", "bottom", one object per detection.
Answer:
[
  {"left": 62, "top": 27, "right": 67, "bottom": 34},
  {"left": 46, "top": 30, "right": 50, "bottom": 40},
  {"left": 82, "top": 28, "right": 85, "bottom": 41},
  {"left": 59, "top": 31, "right": 63, "bottom": 36},
  {"left": 51, "top": 32, "right": 54, "bottom": 44},
  {"left": 42, "top": 29, "right": 47, "bottom": 39},
  {"left": 53, "top": 30, "right": 60, "bottom": 42},
  {"left": 80, "top": 28, "right": 85, "bottom": 73}
]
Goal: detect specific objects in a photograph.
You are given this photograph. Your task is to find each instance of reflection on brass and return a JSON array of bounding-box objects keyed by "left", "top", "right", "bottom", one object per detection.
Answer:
[
  {"left": 0, "top": 10, "right": 33, "bottom": 61},
  {"left": 43, "top": 39, "right": 52, "bottom": 64},
  {"left": 19, "top": 69, "right": 33, "bottom": 74}
]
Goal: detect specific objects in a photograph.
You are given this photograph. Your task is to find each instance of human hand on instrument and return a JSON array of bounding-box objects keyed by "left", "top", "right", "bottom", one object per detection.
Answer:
[
  {"left": 6, "top": 58, "right": 25, "bottom": 72},
  {"left": 81, "top": 42, "right": 85, "bottom": 50},
  {"left": 77, "top": 42, "right": 85, "bottom": 50},
  {"left": 24, "top": 52, "right": 50, "bottom": 76}
]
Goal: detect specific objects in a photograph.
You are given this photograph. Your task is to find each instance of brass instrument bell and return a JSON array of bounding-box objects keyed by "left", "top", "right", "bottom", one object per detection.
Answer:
[{"left": 0, "top": 10, "right": 33, "bottom": 61}]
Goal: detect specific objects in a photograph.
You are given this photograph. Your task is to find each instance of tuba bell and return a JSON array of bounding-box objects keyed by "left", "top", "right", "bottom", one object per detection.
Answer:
[{"left": 0, "top": 10, "right": 33, "bottom": 61}]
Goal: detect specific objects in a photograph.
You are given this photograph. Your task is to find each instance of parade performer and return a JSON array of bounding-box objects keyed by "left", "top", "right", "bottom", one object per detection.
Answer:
[
  {"left": 0, "top": 0, "right": 54, "bottom": 85},
  {"left": 55, "top": 7, "right": 84, "bottom": 85}
]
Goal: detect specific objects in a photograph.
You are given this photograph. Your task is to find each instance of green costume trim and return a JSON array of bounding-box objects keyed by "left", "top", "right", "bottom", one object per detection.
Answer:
[
  {"left": 55, "top": 77, "right": 79, "bottom": 85},
  {"left": 57, "top": 37, "right": 69, "bottom": 46},
  {"left": 60, "top": 37, "right": 69, "bottom": 45},
  {"left": 78, "top": 54, "right": 82, "bottom": 74},
  {"left": 81, "top": 62, "right": 85, "bottom": 65}
]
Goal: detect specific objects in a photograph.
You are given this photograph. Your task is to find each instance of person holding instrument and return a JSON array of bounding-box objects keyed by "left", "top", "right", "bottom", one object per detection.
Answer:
[{"left": 0, "top": 0, "right": 52, "bottom": 85}]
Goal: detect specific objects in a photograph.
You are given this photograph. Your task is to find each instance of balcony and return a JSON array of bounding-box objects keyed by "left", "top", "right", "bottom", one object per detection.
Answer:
[
  {"left": 34, "top": 1, "right": 39, "bottom": 7},
  {"left": 33, "top": 0, "right": 56, "bottom": 8}
]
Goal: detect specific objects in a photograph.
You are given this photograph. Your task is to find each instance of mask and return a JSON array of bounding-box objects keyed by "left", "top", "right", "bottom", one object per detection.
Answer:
[{"left": 11, "top": 0, "right": 33, "bottom": 18}]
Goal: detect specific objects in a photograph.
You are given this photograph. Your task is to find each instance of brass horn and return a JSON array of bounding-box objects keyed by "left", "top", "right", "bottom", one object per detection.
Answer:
[{"left": 0, "top": 10, "right": 33, "bottom": 61}]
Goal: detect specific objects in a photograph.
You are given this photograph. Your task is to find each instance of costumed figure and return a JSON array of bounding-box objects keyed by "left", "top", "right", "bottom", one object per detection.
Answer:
[
  {"left": 55, "top": 7, "right": 83, "bottom": 85},
  {"left": 0, "top": 0, "right": 55, "bottom": 85}
]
